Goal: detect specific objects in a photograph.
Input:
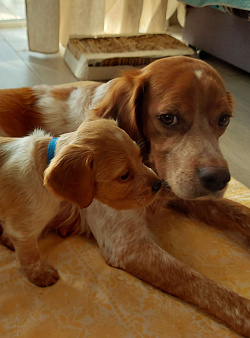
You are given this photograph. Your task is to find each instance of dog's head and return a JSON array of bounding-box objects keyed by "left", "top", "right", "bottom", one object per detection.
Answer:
[
  {"left": 44, "top": 118, "right": 161, "bottom": 209},
  {"left": 95, "top": 56, "right": 233, "bottom": 200}
]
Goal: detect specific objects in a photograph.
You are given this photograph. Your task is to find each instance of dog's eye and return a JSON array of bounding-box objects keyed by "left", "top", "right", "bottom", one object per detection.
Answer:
[
  {"left": 218, "top": 115, "right": 231, "bottom": 127},
  {"left": 159, "top": 114, "right": 177, "bottom": 125},
  {"left": 120, "top": 172, "right": 130, "bottom": 181}
]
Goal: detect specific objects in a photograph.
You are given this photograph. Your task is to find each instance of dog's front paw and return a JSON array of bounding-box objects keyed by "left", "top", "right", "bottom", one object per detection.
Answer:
[{"left": 26, "top": 262, "right": 60, "bottom": 287}]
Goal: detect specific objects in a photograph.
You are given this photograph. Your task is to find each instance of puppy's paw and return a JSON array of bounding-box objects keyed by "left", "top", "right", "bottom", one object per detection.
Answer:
[{"left": 26, "top": 262, "right": 60, "bottom": 287}]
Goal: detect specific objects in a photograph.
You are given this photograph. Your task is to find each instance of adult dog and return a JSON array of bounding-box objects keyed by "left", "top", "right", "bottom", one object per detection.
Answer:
[{"left": 0, "top": 56, "right": 249, "bottom": 336}]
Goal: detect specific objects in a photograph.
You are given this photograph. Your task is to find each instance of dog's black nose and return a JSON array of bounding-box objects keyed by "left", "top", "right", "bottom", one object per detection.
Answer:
[
  {"left": 152, "top": 179, "right": 162, "bottom": 192},
  {"left": 199, "top": 167, "right": 230, "bottom": 192}
]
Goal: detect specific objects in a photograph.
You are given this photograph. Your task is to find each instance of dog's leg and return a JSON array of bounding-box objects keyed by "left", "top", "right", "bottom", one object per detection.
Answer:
[
  {"left": 11, "top": 236, "right": 59, "bottom": 287},
  {"left": 86, "top": 202, "right": 250, "bottom": 337},
  {"left": 168, "top": 197, "right": 250, "bottom": 238},
  {"left": 105, "top": 229, "right": 250, "bottom": 337}
]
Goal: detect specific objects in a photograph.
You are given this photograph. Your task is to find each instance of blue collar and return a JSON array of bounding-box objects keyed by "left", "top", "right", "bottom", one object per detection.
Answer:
[{"left": 47, "top": 137, "right": 59, "bottom": 165}]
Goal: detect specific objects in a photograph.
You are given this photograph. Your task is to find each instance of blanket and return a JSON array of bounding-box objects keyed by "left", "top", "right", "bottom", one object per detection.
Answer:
[{"left": 0, "top": 178, "right": 249, "bottom": 337}]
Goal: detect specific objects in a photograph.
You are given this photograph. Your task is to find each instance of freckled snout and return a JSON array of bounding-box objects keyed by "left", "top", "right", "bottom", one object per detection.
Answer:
[
  {"left": 152, "top": 179, "right": 162, "bottom": 193},
  {"left": 199, "top": 167, "right": 231, "bottom": 192}
]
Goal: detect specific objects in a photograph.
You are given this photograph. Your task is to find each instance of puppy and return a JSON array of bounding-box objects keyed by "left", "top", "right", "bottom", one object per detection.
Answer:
[{"left": 0, "top": 118, "right": 161, "bottom": 287}]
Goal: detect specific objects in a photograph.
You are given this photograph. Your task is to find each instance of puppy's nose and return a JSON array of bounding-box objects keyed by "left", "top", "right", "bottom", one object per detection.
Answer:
[
  {"left": 199, "top": 167, "right": 230, "bottom": 192},
  {"left": 152, "top": 179, "right": 162, "bottom": 192}
]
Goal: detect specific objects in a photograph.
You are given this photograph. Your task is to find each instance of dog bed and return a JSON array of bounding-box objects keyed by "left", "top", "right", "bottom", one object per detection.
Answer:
[
  {"left": 64, "top": 34, "right": 194, "bottom": 81},
  {"left": 0, "top": 177, "right": 249, "bottom": 337}
]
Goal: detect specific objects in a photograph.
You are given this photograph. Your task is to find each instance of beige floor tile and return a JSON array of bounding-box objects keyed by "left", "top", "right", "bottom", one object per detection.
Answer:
[
  {"left": 0, "top": 40, "right": 42, "bottom": 88},
  {"left": 18, "top": 48, "right": 77, "bottom": 85}
]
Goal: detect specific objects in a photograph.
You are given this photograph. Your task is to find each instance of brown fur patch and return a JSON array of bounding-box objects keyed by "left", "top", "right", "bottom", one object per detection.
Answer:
[
  {"left": 51, "top": 87, "right": 75, "bottom": 101},
  {"left": 0, "top": 88, "right": 42, "bottom": 136}
]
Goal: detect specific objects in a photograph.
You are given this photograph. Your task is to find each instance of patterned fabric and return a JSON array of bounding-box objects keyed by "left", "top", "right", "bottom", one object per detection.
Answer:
[{"left": 0, "top": 178, "right": 249, "bottom": 337}]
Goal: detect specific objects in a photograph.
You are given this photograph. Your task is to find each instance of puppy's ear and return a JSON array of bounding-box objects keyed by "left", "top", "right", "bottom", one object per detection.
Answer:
[
  {"left": 44, "top": 145, "right": 94, "bottom": 209},
  {"left": 95, "top": 69, "right": 146, "bottom": 142}
]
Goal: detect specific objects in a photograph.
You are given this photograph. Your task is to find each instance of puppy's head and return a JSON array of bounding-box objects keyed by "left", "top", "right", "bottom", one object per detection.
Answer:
[
  {"left": 44, "top": 118, "right": 161, "bottom": 209},
  {"left": 96, "top": 57, "right": 233, "bottom": 200}
]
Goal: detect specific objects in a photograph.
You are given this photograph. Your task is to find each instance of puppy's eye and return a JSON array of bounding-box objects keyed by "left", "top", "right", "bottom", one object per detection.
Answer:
[
  {"left": 159, "top": 114, "right": 177, "bottom": 125},
  {"left": 218, "top": 115, "right": 231, "bottom": 127},
  {"left": 120, "top": 172, "right": 130, "bottom": 181}
]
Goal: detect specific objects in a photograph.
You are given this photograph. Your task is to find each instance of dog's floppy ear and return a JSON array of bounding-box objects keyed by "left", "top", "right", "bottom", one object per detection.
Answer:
[
  {"left": 95, "top": 69, "right": 146, "bottom": 142},
  {"left": 44, "top": 145, "right": 94, "bottom": 209}
]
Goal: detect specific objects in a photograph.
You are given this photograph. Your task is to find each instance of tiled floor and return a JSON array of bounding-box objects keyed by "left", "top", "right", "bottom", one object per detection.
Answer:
[
  {"left": 0, "top": 24, "right": 249, "bottom": 188},
  {"left": 0, "top": 25, "right": 77, "bottom": 87}
]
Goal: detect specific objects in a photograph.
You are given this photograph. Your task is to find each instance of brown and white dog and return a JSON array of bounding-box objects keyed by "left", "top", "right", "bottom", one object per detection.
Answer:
[
  {"left": 0, "top": 56, "right": 249, "bottom": 336},
  {"left": 0, "top": 118, "right": 161, "bottom": 286}
]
